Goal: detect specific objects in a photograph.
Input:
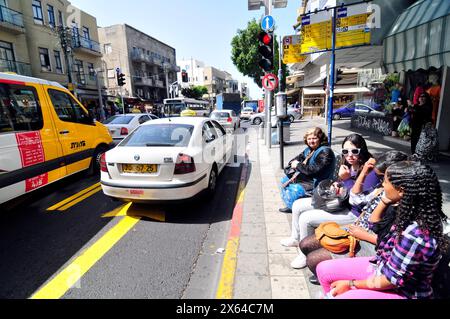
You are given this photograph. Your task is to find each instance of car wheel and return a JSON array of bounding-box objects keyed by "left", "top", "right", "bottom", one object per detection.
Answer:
[
  {"left": 253, "top": 117, "right": 262, "bottom": 125},
  {"left": 206, "top": 167, "right": 218, "bottom": 196},
  {"left": 89, "top": 145, "right": 107, "bottom": 176},
  {"left": 289, "top": 115, "right": 295, "bottom": 123},
  {"left": 333, "top": 114, "right": 341, "bottom": 120}
]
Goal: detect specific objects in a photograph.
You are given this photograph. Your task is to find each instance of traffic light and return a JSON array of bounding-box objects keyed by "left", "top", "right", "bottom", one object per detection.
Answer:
[
  {"left": 258, "top": 30, "right": 274, "bottom": 72},
  {"left": 117, "top": 72, "right": 126, "bottom": 87},
  {"left": 335, "top": 68, "right": 343, "bottom": 83},
  {"left": 181, "top": 70, "right": 188, "bottom": 82}
]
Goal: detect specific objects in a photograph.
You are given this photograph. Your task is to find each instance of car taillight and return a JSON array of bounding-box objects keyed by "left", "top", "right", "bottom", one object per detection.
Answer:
[
  {"left": 174, "top": 153, "right": 196, "bottom": 175},
  {"left": 227, "top": 117, "right": 232, "bottom": 122},
  {"left": 120, "top": 127, "right": 128, "bottom": 135},
  {"left": 100, "top": 153, "right": 108, "bottom": 172}
]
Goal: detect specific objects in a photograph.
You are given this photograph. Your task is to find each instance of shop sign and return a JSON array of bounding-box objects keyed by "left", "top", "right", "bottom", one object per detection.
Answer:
[{"left": 282, "top": 35, "right": 307, "bottom": 64}]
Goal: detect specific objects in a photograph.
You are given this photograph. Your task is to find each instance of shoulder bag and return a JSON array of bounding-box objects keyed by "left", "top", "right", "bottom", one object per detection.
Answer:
[{"left": 315, "top": 222, "right": 358, "bottom": 257}]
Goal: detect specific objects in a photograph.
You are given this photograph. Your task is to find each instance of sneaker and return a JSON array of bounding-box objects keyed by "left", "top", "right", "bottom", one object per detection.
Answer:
[
  {"left": 280, "top": 238, "right": 299, "bottom": 248},
  {"left": 291, "top": 254, "right": 307, "bottom": 269},
  {"left": 279, "top": 207, "right": 292, "bottom": 213}
]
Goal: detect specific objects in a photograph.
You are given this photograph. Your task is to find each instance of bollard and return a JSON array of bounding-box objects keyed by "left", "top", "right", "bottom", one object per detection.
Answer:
[{"left": 259, "top": 122, "right": 264, "bottom": 139}]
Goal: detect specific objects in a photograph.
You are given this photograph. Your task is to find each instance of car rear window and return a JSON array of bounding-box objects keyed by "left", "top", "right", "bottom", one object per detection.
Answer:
[
  {"left": 120, "top": 124, "right": 194, "bottom": 147},
  {"left": 211, "top": 112, "right": 230, "bottom": 119},
  {"left": 103, "top": 115, "right": 134, "bottom": 125}
]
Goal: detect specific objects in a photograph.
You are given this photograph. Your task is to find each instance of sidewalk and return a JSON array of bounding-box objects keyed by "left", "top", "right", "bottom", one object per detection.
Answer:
[{"left": 233, "top": 117, "right": 450, "bottom": 299}]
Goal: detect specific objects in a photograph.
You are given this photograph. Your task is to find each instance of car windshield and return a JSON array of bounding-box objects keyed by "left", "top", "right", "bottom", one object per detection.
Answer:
[
  {"left": 120, "top": 124, "right": 194, "bottom": 147},
  {"left": 103, "top": 115, "right": 134, "bottom": 125},
  {"left": 211, "top": 112, "right": 230, "bottom": 119}
]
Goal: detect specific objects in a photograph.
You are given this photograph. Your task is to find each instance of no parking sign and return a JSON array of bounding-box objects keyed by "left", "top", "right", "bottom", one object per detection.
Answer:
[{"left": 262, "top": 73, "right": 278, "bottom": 91}]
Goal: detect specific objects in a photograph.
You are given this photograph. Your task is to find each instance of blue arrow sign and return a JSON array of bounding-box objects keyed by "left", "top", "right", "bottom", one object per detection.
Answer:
[{"left": 261, "top": 15, "right": 275, "bottom": 31}]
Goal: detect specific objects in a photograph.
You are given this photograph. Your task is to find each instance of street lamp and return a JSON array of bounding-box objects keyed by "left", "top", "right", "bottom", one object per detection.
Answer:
[{"left": 248, "top": 0, "right": 287, "bottom": 10}]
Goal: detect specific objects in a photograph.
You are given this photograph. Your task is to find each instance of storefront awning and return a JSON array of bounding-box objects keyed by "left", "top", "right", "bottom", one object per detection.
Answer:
[
  {"left": 303, "top": 88, "right": 325, "bottom": 95},
  {"left": 303, "top": 86, "right": 370, "bottom": 95},
  {"left": 383, "top": 0, "right": 450, "bottom": 73},
  {"left": 286, "top": 88, "right": 301, "bottom": 96}
]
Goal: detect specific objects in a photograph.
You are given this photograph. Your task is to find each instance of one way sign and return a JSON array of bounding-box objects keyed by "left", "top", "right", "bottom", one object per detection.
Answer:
[{"left": 262, "top": 73, "right": 278, "bottom": 91}]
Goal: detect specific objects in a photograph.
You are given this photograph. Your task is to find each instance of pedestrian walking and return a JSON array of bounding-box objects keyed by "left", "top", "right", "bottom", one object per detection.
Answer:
[{"left": 408, "top": 92, "right": 433, "bottom": 154}]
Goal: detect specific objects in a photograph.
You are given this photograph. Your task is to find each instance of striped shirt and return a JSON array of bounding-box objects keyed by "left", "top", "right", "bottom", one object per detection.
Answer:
[{"left": 374, "top": 222, "right": 441, "bottom": 299}]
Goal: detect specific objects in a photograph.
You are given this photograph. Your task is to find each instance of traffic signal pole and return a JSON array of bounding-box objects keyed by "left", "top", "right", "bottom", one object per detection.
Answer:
[
  {"left": 265, "top": 0, "right": 273, "bottom": 149},
  {"left": 326, "top": 7, "right": 337, "bottom": 146}
]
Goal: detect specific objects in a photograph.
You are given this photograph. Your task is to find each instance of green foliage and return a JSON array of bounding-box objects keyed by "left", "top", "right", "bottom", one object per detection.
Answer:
[
  {"left": 231, "top": 19, "right": 288, "bottom": 89},
  {"left": 182, "top": 86, "right": 209, "bottom": 99}
]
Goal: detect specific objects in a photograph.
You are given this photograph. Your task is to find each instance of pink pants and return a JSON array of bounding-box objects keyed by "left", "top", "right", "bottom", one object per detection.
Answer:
[{"left": 316, "top": 257, "right": 406, "bottom": 299}]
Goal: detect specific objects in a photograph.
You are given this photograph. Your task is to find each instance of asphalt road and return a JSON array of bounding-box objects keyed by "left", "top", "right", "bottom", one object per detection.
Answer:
[{"left": 0, "top": 129, "right": 247, "bottom": 299}]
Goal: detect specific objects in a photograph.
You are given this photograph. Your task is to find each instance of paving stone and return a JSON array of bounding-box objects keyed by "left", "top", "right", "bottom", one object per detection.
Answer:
[
  {"left": 271, "top": 276, "right": 310, "bottom": 299},
  {"left": 236, "top": 253, "right": 269, "bottom": 276},
  {"left": 268, "top": 254, "right": 305, "bottom": 276},
  {"left": 234, "top": 275, "right": 272, "bottom": 299}
]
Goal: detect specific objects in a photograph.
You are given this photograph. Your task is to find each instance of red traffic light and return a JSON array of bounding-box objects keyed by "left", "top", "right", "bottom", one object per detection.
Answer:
[{"left": 259, "top": 31, "right": 273, "bottom": 45}]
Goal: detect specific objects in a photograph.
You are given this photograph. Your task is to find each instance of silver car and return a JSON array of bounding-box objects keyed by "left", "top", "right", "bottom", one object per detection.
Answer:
[
  {"left": 210, "top": 110, "right": 240, "bottom": 131},
  {"left": 250, "top": 108, "right": 303, "bottom": 125}
]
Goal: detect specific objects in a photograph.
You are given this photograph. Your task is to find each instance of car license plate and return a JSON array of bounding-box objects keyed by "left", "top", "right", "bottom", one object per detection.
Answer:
[{"left": 122, "top": 164, "right": 157, "bottom": 173}]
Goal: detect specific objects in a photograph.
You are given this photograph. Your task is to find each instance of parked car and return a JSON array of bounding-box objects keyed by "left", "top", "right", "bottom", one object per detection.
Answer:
[
  {"left": 250, "top": 107, "right": 302, "bottom": 126},
  {"left": 100, "top": 117, "right": 234, "bottom": 202},
  {"left": 332, "top": 101, "right": 382, "bottom": 120},
  {"left": 210, "top": 110, "right": 240, "bottom": 131},
  {"left": 104, "top": 113, "right": 158, "bottom": 140},
  {"left": 287, "top": 106, "right": 303, "bottom": 122},
  {"left": 240, "top": 107, "right": 255, "bottom": 120}
]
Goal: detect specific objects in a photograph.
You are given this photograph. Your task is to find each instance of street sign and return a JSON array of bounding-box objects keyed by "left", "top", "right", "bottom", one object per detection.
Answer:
[
  {"left": 262, "top": 73, "right": 278, "bottom": 91},
  {"left": 261, "top": 15, "right": 275, "bottom": 31},
  {"left": 282, "top": 35, "right": 307, "bottom": 64}
]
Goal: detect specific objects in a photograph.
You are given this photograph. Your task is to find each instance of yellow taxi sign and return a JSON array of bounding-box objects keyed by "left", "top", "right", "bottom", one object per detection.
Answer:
[{"left": 180, "top": 109, "right": 197, "bottom": 117}]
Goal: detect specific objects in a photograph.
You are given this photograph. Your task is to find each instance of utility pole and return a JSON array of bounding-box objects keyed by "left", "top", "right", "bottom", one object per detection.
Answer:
[
  {"left": 57, "top": 26, "right": 74, "bottom": 93},
  {"left": 327, "top": 7, "right": 337, "bottom": 146}
]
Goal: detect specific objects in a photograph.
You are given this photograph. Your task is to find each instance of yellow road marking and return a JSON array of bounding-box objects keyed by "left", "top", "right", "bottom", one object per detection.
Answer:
[
  {"left": 47, "top": 183, "right": 101, "bottom": 211},
  {"left": 57, "top": 186, "right": 102, "bottom": 211},
  {"left": 31, "top": 204, "right": 139, "bottom": 299},
  {"left": 102, "top": 204, "right": 165, "bottom": 222},
  {"left": 215, "top": 237, "right": 239, "bottom": 299}
]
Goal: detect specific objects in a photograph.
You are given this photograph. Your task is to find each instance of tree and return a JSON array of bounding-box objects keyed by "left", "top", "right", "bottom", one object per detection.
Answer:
[
  {"left": 181, "top": 86, "right": 209, "bottom": 99},
  {"left": 231, "top": 19, "right": 288, "bottom": 89}
]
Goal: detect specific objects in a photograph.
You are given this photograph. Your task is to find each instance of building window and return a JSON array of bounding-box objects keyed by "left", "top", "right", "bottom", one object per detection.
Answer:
[
  {"left": 0, "top": 40, "right": 15, "bottom": 62},
  {"left": 205, "top": 76, "right": 208, "bottom": 81},
  {"left": 39, "top": 48, "right": 51, "bottom": 72},
  {"left": 58, "top": 10, "right": 64, "bottom": 27},
  {"left": 104, "top": 44, "right": 112, "bottom": 54},
  {"left": 82, "top": 26, "right": 90, "bottom": 40},
  {"left": 32, "top": 0, "right": 44, "bottom": 24},
  {"left": 74, "top": 60, "right": 85, "bottom": 85},
  {"left": 54, "top": 50, "right": 63, "bottom": 74},
  {"left": 87, "top": 63, "right": 95, "bottom": 77},
  {"left": 47, "top": 5, "right": 55, "bottom": 28}
]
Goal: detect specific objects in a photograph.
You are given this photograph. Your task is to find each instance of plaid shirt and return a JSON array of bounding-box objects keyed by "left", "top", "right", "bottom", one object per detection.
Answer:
[{"left": 374, "top": 222, "right": 441, "bottom": 299}]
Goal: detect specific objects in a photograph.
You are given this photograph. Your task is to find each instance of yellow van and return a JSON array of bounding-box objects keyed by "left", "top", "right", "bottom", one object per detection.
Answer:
[{"left": 0, "top": 73, "right": 113, "bottom": 205}]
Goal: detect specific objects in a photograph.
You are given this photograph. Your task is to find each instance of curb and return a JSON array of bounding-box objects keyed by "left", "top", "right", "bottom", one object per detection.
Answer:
[{"left": 215, "top": 156, "right": 249, "bottom": 299}]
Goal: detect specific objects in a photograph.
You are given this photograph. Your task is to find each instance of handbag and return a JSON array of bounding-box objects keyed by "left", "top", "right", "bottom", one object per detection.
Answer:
[
  {"left": 311, "top": 179, "right": 349, "bottom": 213},
  {"left": 315, "top": 222, "right": 358, "bottom": 257}
]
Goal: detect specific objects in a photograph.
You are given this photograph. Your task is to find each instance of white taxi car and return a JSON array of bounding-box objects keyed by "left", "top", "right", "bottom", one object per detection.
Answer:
[
  {"left": 103, "top": 113, "right": 158, "bottom": 140},
  {"left": 100, "top": 117, "right": 233, "bottom": 201},
  {"left": 210, "top": 110, "right": 240, "bottom": 131}
]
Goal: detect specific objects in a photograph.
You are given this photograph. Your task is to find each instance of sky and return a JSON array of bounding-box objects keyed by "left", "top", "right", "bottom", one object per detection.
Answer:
[{"left": 69, "top": 0, "right": 300, "bottom": 100}]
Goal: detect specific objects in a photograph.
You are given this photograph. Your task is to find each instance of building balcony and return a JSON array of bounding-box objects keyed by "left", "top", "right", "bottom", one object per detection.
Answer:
[
  {"left": 72, "top": 35, "right": 102, "bottom": 57},
  {"left": 0, "top": 5, "right": 25, "bottom": 34},
  {"left": 0, "top": 59, "right": 32, "bottom": 76},
  {"left": 134, "top": 76, "right": 153, "bottom": 87},
  {"left": 131, "top": 52, "right": 155, "bottom": 65},
  {"left": 154, "top": 80, "right": 164, "bottom": 88}
]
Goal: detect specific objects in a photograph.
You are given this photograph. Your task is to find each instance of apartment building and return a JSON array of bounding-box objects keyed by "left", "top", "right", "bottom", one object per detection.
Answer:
[
  {"left": 0, "top": 0, "right": 31, "bottom": 75},
  {"left": 0, "top": 0, "right": 103, "bottom": 105},
  {"left": 99, "top": 24, "right": 179, "bottom": 103}
]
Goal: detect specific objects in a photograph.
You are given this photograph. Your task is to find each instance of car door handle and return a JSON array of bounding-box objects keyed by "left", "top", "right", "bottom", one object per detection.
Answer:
[
  {"left": 212, "top": 148, "right": 216, "bottom": 156},
  {"left": 59, "top": 130, "right": 70, "bottom": 135}
]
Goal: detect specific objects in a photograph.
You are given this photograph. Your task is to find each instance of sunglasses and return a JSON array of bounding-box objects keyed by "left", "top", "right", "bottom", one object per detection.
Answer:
[{"left": 342, "top": 148, "right": 361, "bottom": 156}]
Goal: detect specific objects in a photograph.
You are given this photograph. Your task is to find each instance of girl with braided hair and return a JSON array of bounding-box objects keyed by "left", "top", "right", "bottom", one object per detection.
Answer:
[{"left": 316, "top": 161, "right": 447, "bottom": 299}]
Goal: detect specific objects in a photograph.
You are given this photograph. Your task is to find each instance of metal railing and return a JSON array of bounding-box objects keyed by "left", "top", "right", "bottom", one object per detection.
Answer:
[
  {"left": 0, "top": 5, "right": 24, "bottom": 28},
  {"left": 131, "top": 51, "right": 155, "bottom": 65},
  {"left": 72, "top": 35, "right": 101, "bottom": 54},
  {"left": 0, "top": 59, "right": 31, "bottom": 76}
]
